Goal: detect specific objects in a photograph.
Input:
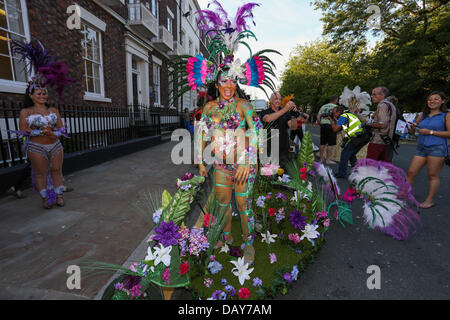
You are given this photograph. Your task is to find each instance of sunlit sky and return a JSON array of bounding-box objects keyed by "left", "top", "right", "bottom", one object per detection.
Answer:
[{"left": 196, "top": 0, "right": 325, "bottom": 100}]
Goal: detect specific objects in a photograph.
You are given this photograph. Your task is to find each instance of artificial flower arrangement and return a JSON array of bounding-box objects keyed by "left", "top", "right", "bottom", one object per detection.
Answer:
[
  {"left": 96, "top": 134, "right": 340, "bottom": 300},
  {"left": 185, "top": 131, "right": 336, "bottom": 299}
]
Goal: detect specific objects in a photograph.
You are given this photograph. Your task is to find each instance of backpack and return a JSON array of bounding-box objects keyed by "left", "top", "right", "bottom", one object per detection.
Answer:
[{"left": 385, "top": 100, "right": 402, "bottom": 152}]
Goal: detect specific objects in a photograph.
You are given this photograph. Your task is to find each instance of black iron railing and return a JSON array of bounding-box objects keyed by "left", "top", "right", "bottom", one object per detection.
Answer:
[{"left": 0, "top": 100, "right": 181, "bottom": 168}]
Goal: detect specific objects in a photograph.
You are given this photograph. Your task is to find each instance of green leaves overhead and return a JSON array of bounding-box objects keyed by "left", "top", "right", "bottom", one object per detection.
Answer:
[{"left": 281, "top": 1, "right": 449, "bottom": 113}]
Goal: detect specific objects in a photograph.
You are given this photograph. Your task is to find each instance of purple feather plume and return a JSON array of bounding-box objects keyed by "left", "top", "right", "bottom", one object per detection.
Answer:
[
  {"left": 352, "top": 158, "right": 421, "bottom": 240},
  {"left": 196, "top": 9, "right": 226, "bottom": 37},
  {"left": 234, "top": 3, "right": 260, "bottom": 32},
  {"left": 207, "top": 0, "right": 229, "bottom": 21},
  {"left": 38, "top": 62, "right": 76, "bottom": 101},
  {"left": 12, "top": 40, "right": 53, "bottom": 74}
]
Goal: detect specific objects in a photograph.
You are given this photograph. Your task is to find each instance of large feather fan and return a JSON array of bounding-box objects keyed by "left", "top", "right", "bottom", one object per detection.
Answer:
[{"left": 349, "top": 159, "right": 421, "bottom": 240}]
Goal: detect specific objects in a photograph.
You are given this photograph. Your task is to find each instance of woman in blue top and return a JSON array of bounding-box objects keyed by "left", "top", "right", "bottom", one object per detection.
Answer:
[{"left": 407, "top": 91, "right": 449, "bottom": 209}]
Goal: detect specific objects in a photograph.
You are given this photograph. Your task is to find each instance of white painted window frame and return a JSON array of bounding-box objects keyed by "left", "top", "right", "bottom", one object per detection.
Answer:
[
  {"left": 0, "top": 0, "right": 31, "bottom": 94},
  {"left": 79, "top": 7, "right": 111, "bottom": 103}
]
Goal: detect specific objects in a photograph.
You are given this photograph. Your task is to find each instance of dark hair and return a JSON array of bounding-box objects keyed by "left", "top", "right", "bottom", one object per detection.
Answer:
[
  {"left": 421, "top": 91, "right": 447, "bottom": 119},
  {"left": 334, "top": 106, "right": 345, "bottom": 113},
  {"left": 330, "top": 95, "right": 338, "bottom": 102},
  {"left": 22, "top": 85, "right": 49, "bottom": 109}
]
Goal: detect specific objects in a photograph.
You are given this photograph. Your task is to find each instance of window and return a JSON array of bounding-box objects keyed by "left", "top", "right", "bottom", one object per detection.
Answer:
[
  {"left": 167, "top": 16, "right": 173, "bottom": 34},
  {"left": 167, "top": 7, "right": 174, "bottom": 34},
  {"left": 81, "top": 22, "right": 104, "bottom": 95},
  {"left": 153, "top": 63, "right": 161, "bottom": 106},
  {"left": 0, "top": 0, "right": 29, "bottom": 83},
  {"left": 151, "top": 0, "right": 158, "bottom": 19}
]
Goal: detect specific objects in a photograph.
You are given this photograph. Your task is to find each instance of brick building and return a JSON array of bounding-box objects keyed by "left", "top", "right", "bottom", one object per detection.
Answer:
[{"left": 0, "top": 0, "right": 208, "bottom": 111}]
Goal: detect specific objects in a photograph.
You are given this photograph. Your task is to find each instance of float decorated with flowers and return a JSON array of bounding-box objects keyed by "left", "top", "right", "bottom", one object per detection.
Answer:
[{"left": 93, "top": 132, "right": 420, "bottom": 300}]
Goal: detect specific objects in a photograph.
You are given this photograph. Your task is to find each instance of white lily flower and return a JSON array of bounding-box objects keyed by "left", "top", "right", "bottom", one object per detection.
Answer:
[
  {"left": 230, "top": 257, "right": 254, "bottom": 285},
  {"left": 219, "top": 243, "right": 230, "bottom": 254},
  {"left": 226, "top": 58, "right": 245, "bottom": 79},
  {"left": 261, "top": 231, "right": 277, "bottom": 244},
  {"left": 300, "top": 224, "right": 320, "bottom": 244},
  {"left": 153, "top": 244, "right": 172, "bottom": 267},
  {"left": 144, "top": 246, "right": 156, "bottom": 262}
]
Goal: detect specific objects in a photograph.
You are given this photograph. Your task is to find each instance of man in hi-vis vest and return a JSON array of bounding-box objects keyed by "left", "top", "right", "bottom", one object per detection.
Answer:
[{"left": 329, "top": 106, "right": 367, "bottom": 178}]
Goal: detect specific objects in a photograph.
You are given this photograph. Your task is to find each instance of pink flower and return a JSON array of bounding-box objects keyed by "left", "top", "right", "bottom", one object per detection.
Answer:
[
  {"left": 343, "top": 188, "right": 359, "bottom": 203},
  {"left": 129, "top": 262, "right": 139, "bottom": 272},
  {"left": 288, "top": 233, "right": 301, "bottom": 244},
  {"left": 204, "top": 277, "right": 213, "bottom": 288},
  {"left": 316, "top": 211, "right": 328, "bottom": 219},
  {"left": 129, "top": 284, "right": 142, "bottom": 299},
  {"left": 162, "top": 267, "right": 171, "bottom": 285},
  {"left": 323, "top": 218, "right": 331, "bottom": 227}
]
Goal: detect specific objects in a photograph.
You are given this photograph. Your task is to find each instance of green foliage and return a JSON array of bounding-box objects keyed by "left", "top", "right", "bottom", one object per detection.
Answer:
[
  {"left": 297, "top": 131, "right": 315, "bottom": 171},
  {"left": 282, "top": 1, "right": 449, "bottom": 113},
  {"left": 162, "top": 176, "right": 205, "bottom": 225}
]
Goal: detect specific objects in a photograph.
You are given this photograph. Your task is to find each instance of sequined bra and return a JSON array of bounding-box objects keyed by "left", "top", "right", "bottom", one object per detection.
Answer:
[{"left": 27, "top": 113, "right": 58, "bottom": 129}]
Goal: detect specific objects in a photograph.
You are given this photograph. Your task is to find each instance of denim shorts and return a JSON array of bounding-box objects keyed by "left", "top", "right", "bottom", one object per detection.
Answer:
[{"left": 415, "top": 144, "right": 448, "bottom": 158}]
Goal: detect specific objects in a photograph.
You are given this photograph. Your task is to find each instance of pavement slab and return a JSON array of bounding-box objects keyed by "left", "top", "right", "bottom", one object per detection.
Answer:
[{"left": 0, "top": 140, "right": 194, "bottom": 299}]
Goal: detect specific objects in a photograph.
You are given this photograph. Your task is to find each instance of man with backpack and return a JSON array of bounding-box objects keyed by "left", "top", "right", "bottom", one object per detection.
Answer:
[{"left": 367, "top": 87, "right": 397, "bottom": 163}]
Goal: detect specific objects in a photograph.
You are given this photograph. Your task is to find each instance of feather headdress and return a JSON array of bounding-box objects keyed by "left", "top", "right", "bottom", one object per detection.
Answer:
[
  {"left": 12, "top": 39, "right": 75, "bottom": 100},
  {"left": 169, "top": 1, "right": 281, "bottom": 104},
  {"left": 339, "top": 86, "right": 371, "bottom": 113},
  {"left": 348, "top": 159, "right": 421, "bottom": 240}
]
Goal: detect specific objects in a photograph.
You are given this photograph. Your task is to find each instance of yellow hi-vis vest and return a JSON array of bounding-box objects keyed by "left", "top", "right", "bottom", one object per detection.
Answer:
[{"left": 341, "top": 113, "right": 363, "bottom": 138}]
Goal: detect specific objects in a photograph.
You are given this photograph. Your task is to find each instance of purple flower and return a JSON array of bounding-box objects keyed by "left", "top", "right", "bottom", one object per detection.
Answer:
[
  {"left": 253, "top": 277, "right": 262, "bottom": 287},
  {"left": 230, "top": 246, "right": 242, "bottom": 257},
  {"left": 224, "top": 285, "right": 236, "bottom": 296},
  {"left": 224, "top": 55, "right": 234, "bottom": 64},
  {"left": 283, "top": 272, "right": 293, "bottom": 284},
  {"left": 114, "top": 282, "right": 124, "bottom": 291},
  {"left": 275, "top": 192, "right": 287, "bottom": 200},
  {"left": 122, "top": 275, "right": 141, "bottom": 290},
  {"left": 181, "top": 173, "right": 194, "bottom": 181},
  {"left": 221, "top": 278, "right": 227, "bottom": 286},
  {"left": 212, "top": 290, "right": 225, "bottom": 300},
  {"left": 154, "top": 221, "right": 181, "bottom": 247},
  {"left": 289, "top": 209, "right": 307, "bottom": 230},
  {"left": 269, "top": 253, "right": 277, "bottom": 264}
]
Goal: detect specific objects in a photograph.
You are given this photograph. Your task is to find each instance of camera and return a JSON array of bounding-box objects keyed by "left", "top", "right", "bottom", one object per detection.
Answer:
[
  {"left": 320, "top": 110, "right": 333, "bottom": 118},
  {"left": 380, "top": 134, "right": 393, "bottom": 146}
]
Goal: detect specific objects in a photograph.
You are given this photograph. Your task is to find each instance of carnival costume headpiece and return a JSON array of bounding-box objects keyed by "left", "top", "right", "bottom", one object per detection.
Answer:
[
  {"left": 12, "top": 39, "right": 75, "bottom": 100},
  {"left": 170, "top": 0, "right": 280, "bottom": 102}
]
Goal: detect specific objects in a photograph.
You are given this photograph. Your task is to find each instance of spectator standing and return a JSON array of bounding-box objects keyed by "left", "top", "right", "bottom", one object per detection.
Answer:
[
  {"left": 367, "top": 87, "right": 397, "bottom": 162},
  {"left": 407, "top": 91, "right": 449, "bottom": 209},
  {"left": 317, "top": 96, "right": 339, "bottom": 164},
  {"left": 260, "top": 92, "right": 295, "bottom": 166}
]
